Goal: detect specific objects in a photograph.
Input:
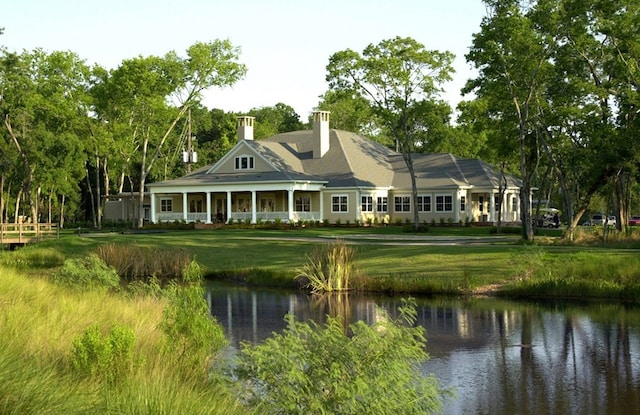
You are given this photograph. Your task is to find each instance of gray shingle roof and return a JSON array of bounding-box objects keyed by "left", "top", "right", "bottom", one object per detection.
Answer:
[{"left": 147, "top": 127, "right": 521, "bottom": 191}]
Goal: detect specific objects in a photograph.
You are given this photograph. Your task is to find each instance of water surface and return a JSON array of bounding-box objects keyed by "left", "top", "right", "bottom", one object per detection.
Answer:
[{"left": 206, "top": 282, "right": 640, "bottom": 414}]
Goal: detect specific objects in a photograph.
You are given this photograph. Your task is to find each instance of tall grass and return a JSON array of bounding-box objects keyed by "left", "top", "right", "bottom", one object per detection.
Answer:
[
  {"left": 0, "top": 267, "right": 246, "bottom": 415},
  {"left": 94, "top": 243, "right": 193, "bottom": 283},
  {"left": 296, "top": 240, "right": 357, "bottom": 292}
]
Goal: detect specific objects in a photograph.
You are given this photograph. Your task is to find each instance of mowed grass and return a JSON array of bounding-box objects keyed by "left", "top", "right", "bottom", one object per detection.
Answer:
[{"left": 4, "top": 225, "right": 640, "bottom": 298}]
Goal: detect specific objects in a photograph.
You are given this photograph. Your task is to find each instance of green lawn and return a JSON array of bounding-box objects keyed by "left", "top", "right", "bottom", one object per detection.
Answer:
[{"left": 4, "top": 225, "right": 638, "bottom": 299}]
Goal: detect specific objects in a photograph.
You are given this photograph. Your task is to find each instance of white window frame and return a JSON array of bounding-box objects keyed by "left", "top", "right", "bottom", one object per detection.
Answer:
[
  {"left": 460, "top": 195, "right": 466, "bottom": 212},
  {"left": 435, "top": 194, "right": 453, "bottom": 212},
  {"left": 295, "top": 195, "right": 311, "bottom": 212},
  {"left": 234, "top": 155, "right": 255, "bottom": 170},
  {"left": 160, "top": 198, "right": 173, "bottom": 212},
  {"left": 394, "top": 195, "right": 411, "bottom": 212},
  {"left": 376, "top": 196, "right": 388, "bottom": 212},
  {"left": 331, "top": 194, "right": 348, "bottom": 213},
  {"left": 417, "top": 194, "right": 431, "bottom": 212},
  {"left": 361, "top": 195, "right": 373, "bottom": 212}
]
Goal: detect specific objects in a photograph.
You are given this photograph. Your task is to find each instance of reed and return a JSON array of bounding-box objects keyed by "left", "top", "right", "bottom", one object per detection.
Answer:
[{"left": 296, "top": 239, "right": 357, "bottom": 293}]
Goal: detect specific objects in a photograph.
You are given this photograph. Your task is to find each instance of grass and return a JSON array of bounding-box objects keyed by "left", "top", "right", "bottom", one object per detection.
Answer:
[
  {"left": 0, "top": 267, "right": 247, "bottom": 415},
  {"left": 2, "top": 224, "right": 640, "bottom": 300}
]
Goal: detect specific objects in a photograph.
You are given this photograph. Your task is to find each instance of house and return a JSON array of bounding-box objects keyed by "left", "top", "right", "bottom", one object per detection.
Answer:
[{"left": 145, "top": 111, "right": 523, "bottom": 225}]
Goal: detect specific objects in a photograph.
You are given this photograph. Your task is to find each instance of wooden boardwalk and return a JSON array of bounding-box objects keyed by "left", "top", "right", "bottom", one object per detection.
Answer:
[{"left": 0, "top": 223, "right": 59, "bottom": 248}]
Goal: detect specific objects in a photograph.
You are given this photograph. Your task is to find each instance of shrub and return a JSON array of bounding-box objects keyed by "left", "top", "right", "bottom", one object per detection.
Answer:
[
  {"left": 296, "top": 240, "right": 356, "bottom": 293},
  {"left": 51, "top": 255, "right": 120, "bottom": 291},
  {"left": 160, "top": 282, "right": 227, "bottom": 378},
  {"left": 70, "top": 323, "right": 136, "bottom": 385},
  {"left": 230, "top": 298, "right": 449, "bottom": 414}
]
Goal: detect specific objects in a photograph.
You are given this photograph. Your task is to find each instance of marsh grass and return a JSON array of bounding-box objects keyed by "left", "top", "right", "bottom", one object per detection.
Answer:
[
  {"left": 296, "top": 240, "right": 357, "bottom": 292},
  {"left": 94, "top": 243, "right": 192, "bottom": 283},
  {"left": 502, "top": 251, "right": 640, "bottom": 300},
  {"left": 0, "top": 268, "right": 246, "bottom": 415}
]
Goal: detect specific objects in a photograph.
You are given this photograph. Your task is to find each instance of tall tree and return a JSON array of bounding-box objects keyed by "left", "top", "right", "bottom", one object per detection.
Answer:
[
  {"left": 465, "top": 0, "right": 556, "bottom": 241},
  {"left": 247, "top": 103, "right": 303, "bottom": 139},
  {"left": 326, "top": 36, "right": 455, "bottom": 229},
  {"left": 0, "top": 49, "right": 89, "bottom": 225},
  {"left": 91, "top": 40, "right": 247, "bottom": 227}
]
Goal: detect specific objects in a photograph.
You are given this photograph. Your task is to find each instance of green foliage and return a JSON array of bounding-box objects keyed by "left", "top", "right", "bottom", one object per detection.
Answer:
[
  {"left": 160, "top": 282, "right": 227, "bottom": 377},
  {"left": 71, "top": 323, "right": 137, "bottom": 385},
  {"left": 51, "top": 254, "right": 120, "bottom": 291},
  {"left": 230, "top": 298, "right": 449, "bottom": 414},
  {"left": 296, "top": 240, "right": 356, "bottom": 292}
]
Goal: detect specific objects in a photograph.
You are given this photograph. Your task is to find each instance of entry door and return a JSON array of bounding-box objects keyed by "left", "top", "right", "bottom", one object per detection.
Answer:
[{"left": 260, "top": 197, "right": 274, "bottom": 212}]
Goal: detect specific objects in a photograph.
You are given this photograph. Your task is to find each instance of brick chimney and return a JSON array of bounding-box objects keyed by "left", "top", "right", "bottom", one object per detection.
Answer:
[
  {"left": 237, "top": 116, "right": 254, "bottom": 141},
  {"left": 312, "top": 111, "right": 330, "bottom": 158}
]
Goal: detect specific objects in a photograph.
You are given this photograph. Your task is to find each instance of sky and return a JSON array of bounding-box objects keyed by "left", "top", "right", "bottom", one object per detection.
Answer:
[{"left": 3, "top": 0, "right": 487, "bottom": 119}]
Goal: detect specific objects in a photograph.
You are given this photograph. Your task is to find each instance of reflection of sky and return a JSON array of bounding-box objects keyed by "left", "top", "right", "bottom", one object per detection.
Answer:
[{"left": 206, "top": 283, "right": 640, "bottom": 414}]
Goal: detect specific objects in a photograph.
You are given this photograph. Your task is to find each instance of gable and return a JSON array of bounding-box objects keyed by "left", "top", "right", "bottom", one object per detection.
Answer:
[{"left": 206, "top": 141, "right": 279, "bottom": 175}]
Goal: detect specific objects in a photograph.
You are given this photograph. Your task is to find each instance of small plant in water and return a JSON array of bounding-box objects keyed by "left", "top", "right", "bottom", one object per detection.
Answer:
[{"left": 296, "top": 240, "right": 356, "bottom": 293}]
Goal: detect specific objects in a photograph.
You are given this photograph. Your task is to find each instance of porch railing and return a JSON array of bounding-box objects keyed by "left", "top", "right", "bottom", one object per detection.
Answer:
[{"left": 156, "top": 211, "right": 322, "bottom": 224}]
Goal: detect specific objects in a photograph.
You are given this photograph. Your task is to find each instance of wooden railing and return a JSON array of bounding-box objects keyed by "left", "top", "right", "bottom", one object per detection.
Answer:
[{"left": 0, "top": 223, "right": 59, "bottom": 245}]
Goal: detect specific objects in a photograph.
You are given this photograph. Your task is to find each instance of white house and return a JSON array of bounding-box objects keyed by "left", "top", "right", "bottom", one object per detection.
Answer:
[{"left": 145, "top": 111, "right": 522, "bottom": 225}]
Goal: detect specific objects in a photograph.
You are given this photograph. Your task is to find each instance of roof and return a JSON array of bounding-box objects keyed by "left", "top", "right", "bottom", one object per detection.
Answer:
[{"left": 147, "top": 127, "right": 521, "bottom": 191}]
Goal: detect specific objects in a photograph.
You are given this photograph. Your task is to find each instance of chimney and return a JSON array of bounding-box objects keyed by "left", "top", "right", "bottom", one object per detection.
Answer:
[
  {"left": 237, "top": 116, "right": 255, "bottom": 142},
  {"left": 312, "top": 111, "right": 330, "bottom": 158}
]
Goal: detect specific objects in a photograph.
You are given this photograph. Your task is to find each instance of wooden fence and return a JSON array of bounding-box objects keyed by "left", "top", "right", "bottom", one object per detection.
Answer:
[{"left": 0, "top": 223, "right": 59, "bottom": 247}]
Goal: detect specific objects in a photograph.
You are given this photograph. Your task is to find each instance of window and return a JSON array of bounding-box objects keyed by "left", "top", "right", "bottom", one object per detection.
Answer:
[
  {"left": 511, "top": 196, "right": 518, "bottom": 212},
  {"left": 234, "top": 155, "right": 254, "bottom": 170},
  {"left": 160, "top": 198, "right": 173, "bottom": 212},
  {"left": 479, "top": 196, "right": 484, "bottom": 212},
  {"left": 436, "top": 194, "right": 453, "bottom": 212},
  {"left": 332, "top": 195, "right": 348, "bottom": 212},
  {"left": 394, "top": 195, "right": 411, "bottom": 212},
  {"left": 361, "top": 195, "right": 373, "bottom": 212},
  {"left": 377, "top": 196, "right": 388, "bottom": 212},
  {"left": 295, "top": 196, "right": 311, "bottom": 212},
  {"left": 460, "top": 196, "right": 466, "bottom": 212},
  {"left": 417, "top": 195, "right": 431, "bottom": 212}
]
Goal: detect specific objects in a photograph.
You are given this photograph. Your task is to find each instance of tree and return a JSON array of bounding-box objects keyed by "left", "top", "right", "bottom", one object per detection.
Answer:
[
  {"left": 230, "top": 298, "right": 448, "bottom": 414},
  {"left": 326, "top": 37, "right": 455, "bottom": 230},
  {"left": 91, "top": 40, "right": 247, "bottom": 227},
  {"left": 0, "top": 49, "right": 89, "bottom": 225},
  {"left": 247, "top": 102, "right": 303, "bottom": 139},
  {"left": 465, "top": 0, "right": 556, "bottom": 241}
]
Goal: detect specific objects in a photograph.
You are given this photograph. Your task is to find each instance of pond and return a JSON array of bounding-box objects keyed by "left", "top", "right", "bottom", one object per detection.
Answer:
[{"left": 205, "top": 282, "right": 640, "bottom": 415}]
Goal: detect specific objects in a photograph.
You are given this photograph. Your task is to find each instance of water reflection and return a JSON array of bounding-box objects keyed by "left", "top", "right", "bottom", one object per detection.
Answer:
[{"left": 206, "top": 282, "right": 640, "bottom": 414}]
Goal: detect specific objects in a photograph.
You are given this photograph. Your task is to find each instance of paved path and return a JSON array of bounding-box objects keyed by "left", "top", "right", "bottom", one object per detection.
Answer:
[{"left": 243, "top": 233, "right": 520, "bottom": 246}]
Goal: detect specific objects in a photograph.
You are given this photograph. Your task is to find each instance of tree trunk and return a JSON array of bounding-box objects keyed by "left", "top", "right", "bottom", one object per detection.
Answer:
[
  {"left": 59, "top": 194, "right": 66, "bottom": 228},
  {"left": 84, "top": 161, "right": 97, "bottom": 228}
]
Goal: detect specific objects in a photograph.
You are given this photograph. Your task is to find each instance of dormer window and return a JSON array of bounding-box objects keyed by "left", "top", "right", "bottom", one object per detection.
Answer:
[{"left": 235, "top": 155, "right": 254, "bottom": 170}]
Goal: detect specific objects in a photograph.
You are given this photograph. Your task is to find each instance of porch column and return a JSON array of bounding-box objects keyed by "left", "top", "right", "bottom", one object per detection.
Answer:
[
  {"left": 251, "top": 190, "right": 257, "bottom": 224},
  {"left": 288, "top": 189, "right": 294, "bottom": 222},
  {"left": 489, "top": 192, "right": 495, "bottom": 223},
  {"left": 319, "top": 191, "right": 324, "bottom": 222},
  {"left": 502, "top": 192, "right": 508, "bottom": 222},
  {"left": 454, "top": 191, "right": 460, "bottom": 223},
  {"left": 150, "top": 193, "right": 156, "bottom": 223},
  {"left": 205, "top": 191, "right": 212, "bottom": 224},
  {"left": 226, "top": 191, "right": 232, "bottom": 223},
  {"left": 182, "top": 192, "right": 188, "bottom": 221}
]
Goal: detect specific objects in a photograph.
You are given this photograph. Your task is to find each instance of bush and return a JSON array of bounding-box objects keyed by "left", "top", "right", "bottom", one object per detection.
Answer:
[
  {"left": 230, "top": 298, "right": 449, "bottom": 414},
  {"left": 70, "top": 323, "right": 136, "bottom": 385},
  {"left": 51, "top": 255, "right": 120, "bottom": 291},
  {"left": 160, "top": 282, "right": 227, "bottom": 378}
]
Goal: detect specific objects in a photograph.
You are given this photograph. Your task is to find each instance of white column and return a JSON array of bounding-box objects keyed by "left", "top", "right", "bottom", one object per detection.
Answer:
[
  {"left": 489, "top": 192, "right": 495, "bottom": 223},
  {"left": 226, "top": 191, "right": 232, "bottom": 223},
  {"left": 319, "top": 191, "right": 324, "bottom": 222},
  {"left": 182, "top": 192, "right": 188, "bottom": 221},
  {"left": 251, "top": 191, "right": 257, "bottom": 224},
  {"left": 288, "top": 189, "right": 294, "bottom": 222},
  {"left": 205, "top": 191, "right": 212, "bottom": 224},
  {"left": 454, "top": 191, "right": 460, "bottom": 223},
  {"left": 150, "top": 193, "right": 156, "bottom": 223}
]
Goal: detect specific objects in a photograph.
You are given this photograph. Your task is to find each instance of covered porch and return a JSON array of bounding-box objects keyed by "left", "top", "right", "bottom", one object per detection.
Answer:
[{"left": 149, "top": 183, "right": 325, "bottom": 224}]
